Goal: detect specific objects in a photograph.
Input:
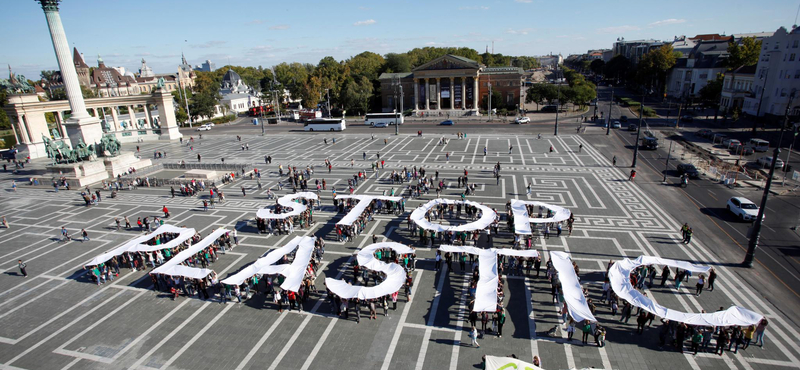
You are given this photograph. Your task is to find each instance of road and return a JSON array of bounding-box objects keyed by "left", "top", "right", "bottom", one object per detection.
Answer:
[{"left": 591, "top": 85, "right": 800, "bottom": 325}]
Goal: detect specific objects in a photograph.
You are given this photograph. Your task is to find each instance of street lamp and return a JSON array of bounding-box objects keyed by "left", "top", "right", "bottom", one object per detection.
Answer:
[
  {"left": 744, "top": 146, "right": 782, "bottom": 267},
  {"left": 606, "top": 85, "right": 614, "bottom": 135},
  {"left": 631, "top": 91, "right": 645, "bottom": 168},
  {"left": 554, "top": 62, "right": 560, "bottom": 136},
  {"left": 753, "top": 68, "right": 770, "bottom": 134}
]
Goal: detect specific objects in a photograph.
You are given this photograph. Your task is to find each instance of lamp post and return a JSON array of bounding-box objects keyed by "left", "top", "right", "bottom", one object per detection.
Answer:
[
  {"left": 753, "top": 68, "right": 769, "bottom": 135},
  {"left": 663, "top": 139, "right": 674, "bottom": 182},
  {"left": 744, "top": 146, "right": 781, "bottom": 267},
  {"left": 606, "top": 85, "right": 614, "bottom": 135},
  {"left": 778, "top": 91, "right": 797, "bottom": 186},
  {"left": 632, "top": 92, "right": 645, "bottom": 168},
  {"left": 554, "top": 62, "right": 560, "bottom": 136}
]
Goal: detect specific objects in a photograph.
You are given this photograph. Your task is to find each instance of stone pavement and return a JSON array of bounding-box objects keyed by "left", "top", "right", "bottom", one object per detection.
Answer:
[{"left": 0, "top": 133, "right": 797, "bottom": 370}]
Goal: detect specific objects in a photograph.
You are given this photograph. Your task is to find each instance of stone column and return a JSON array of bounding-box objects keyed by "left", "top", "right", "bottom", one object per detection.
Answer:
[
  {"left": 436, "top": 78, "right": 441, "bottom": 111},
  {"left": 425, "top": 78, "right": 430, "bottom": 110},
  {"left": 413, "top": 79, "right": 419, "bottom": 111},
  {"left": 16, "top": 115, "right": 31, "bottom": 143},
  {"left": 154, "top": 89, "right": 183, "bottom": 140},
  {"left": 91, "top": 108, "right": 98, "bottom": 118},
  {"left": 473, "top": 77, "right": 479, "bottom": 110},
  {"left": 110, "top": 106, "right": 120, "bottom": 131},
  {"left": 128, "top": 105, "right": 137, "bottom": 129},
  {"left": 55, "top": 111, "right": 66, "bottom": 137},
  {"left": 449, "top": 77, "right": 455, "bottom": 110},
  {"left": 461, "top": 78, "right": 466, "bottom": 109},
  {"left": 38, "top": 0, "right": 102, "bottom": 147},
  {"left": 144, "top": 105, "right": 153, "bottom": 128}
]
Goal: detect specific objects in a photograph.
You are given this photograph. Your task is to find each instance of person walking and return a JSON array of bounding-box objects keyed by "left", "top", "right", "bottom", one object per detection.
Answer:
[
  {"left": 2, "top": 216, "right": 9, "bottom": 229},
  {"left": 578, "top": 144, "right": 583, "bottom": 153},
  {"left": 162, "top": 205, "right": 170, "bottom": 218},
  {"left": 684, "top": 228, "right": 693, "bottom": 244},
  {"left": 470, "top": 326, "right": 480, "bottom": 348},
  {"left": 612, "top": 156, "right": 617, "bottom": 166},
  {"left": 81, "top": 229, "right": 89, "bottom": 242},
  {"left": 18, "top": 260, "right": 27, "bottom": 277},
  {"left": 629, "top": 169, "right": 636, "bottom": 181},
  {"left": 754, "top": 318, "right": 768, "bottom": 347},
  {"left": 695, "top": 274, "right": 705, "bottom": 296}
]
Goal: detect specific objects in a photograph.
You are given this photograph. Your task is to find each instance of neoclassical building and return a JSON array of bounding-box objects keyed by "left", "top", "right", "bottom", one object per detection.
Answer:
[{"left": 378, "top": 54, "right": 524, "bottom": 116}]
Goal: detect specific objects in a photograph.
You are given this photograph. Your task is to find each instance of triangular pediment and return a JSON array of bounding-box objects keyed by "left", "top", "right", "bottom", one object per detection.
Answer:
[{"left": 413, "top": 55, "right": 482, "bottom": 72}]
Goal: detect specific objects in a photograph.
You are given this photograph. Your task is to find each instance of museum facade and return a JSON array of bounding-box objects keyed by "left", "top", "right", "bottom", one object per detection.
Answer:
[{"left": 378, "top": 54, "right": 524, "bottom": 116}]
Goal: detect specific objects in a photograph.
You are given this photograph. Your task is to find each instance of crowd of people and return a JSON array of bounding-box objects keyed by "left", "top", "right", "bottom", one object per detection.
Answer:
[
  {"left": 255, "top": 197, "right": 316, "bottom": 234},
  {"left": 324, "top": 245, "right": 416, "bottom": 323}
]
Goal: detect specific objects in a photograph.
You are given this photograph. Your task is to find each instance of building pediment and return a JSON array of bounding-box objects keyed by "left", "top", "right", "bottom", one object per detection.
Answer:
[{"left": 413, "top": 55, "right": 482, "bottom": 72}]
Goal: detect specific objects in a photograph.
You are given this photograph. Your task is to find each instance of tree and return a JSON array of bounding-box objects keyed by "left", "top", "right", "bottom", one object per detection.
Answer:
[
  {"left": 526, "top": 83, "right": 557, "bottom": 109},
  {"left": 698, "top": 73, "right": 724, "bottom": 120},
  {"left": 481, "top": 90, "right": 503, "bottom": 111},
  {"left": 726, "top": 37, "right": 762, "bottom": 69},
  {"left": 273, "top": 62, "right": 310, "bottom": 102},
  {"left": 384, "top": 53, "right": 411, "bottom": 73},
  {"left": 346, "top": 52, "right": 385, "bottom": 81},
  {"left": 604, "top": 55, "right": 630, "bottom": 82},
  {"left": 189, "top": 91, "right": 219, "bottom": 123},
  {"left": 341, "top": 76, "right": 373, "bottom": 115},
  {"left": 636, "top": 44, "right": 678, "bottom": 94},
  {"left": 0, "top": 90, "right": 10, "bottom": 130},
  {"left": 512, "top": 56, "right": 540, "bottom": 70},
  {"left": 590, "top": 59, "right": 605, "bottom": 76}
]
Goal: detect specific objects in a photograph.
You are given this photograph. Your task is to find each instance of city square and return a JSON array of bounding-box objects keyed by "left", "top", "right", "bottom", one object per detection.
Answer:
[
  {"left": 2, "top": 0, "right": 800, "bottom": 369},
  {"left": 0, "top": 129, "right": 797, "bottom": 370}
]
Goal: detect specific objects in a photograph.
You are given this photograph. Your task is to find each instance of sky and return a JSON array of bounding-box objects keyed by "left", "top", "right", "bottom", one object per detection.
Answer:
[{"left": 1, "top": 0, "right": 797, "bottom": 80}]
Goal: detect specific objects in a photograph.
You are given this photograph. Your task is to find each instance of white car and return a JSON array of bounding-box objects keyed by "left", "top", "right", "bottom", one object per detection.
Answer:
[
  {"left": 726, "top": 197, "right": 761, "bottom": 222},
  {"left": 373, "top": 122, "right": 389, "bottom": 128},
  {"left": 196, "top": 124, "right": 211, "bottom": 131},
  {"left": 514, "top": 116, "right": 530, "bottom": 124},
  {"left": 755, "top": 156, "right": 784, "bottom": 169},
  {"left": 611, "top": 121, "right": 621, "bottom": 128}
]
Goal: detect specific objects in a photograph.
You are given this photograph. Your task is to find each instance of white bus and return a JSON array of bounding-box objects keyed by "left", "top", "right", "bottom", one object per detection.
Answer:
[
  {"left": 364, "top": 112, "right": 404, "bottom": 126},
  {"left": 304, "top": 118, "right": 346, "bottom": 132}
]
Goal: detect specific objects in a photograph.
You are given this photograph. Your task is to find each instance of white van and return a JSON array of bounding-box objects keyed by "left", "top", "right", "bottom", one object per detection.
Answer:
[{"left": 748, "top": 138, "right": 769, "bottom": 152}]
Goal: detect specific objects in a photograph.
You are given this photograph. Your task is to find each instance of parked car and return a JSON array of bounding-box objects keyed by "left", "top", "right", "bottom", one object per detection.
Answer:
[
  {"left": 697, "top": 129, "right": 713, "bottom": 138},
  {"left": 514, "top": 116, "right": 530, "bottom": 124},
  {"left": 440, "top": 120, "right": 454, "bottom": 126},
  {"left": 680, "top": 115, "right": 694, "bottom": 122},
  {"left": 756, "top": 156, "right": 784, "bottom": 169},
  {"left": 730, "top": 143, "right": 754, "bottom": 156},
  {"left": 619, "top": 115, "right": 629, "bottom": 122},
  {"left": 611, "top": 121, "right": 621, "bottom": 128},
  {"left": 677, "top": 163, "right": 699, "bottom": 178},
  {"left": 727, "top": 197, "right": 761, "bottom": 222},
  {"left": 722, "top": 138, "right": 741, "bottom": 148}
]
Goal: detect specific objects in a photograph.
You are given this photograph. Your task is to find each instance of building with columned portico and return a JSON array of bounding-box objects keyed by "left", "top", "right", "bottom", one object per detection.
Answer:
[{"left": 378, "top": 54, "right": 524, "bottom": 117}]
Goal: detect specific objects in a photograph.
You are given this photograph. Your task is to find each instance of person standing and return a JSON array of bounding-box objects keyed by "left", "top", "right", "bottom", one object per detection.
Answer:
[
  {"left": 162, "top": 205, "right": 170, "bottom": 218},
  {"left": 496, "top": 308, "right": 506, "bottom": 338},
  {"left": 2, "top": 216, "right": 9, "bottom": 229},
  {"left": 707, "top": 267, "right": 717, "bottom": 292},
  {"left": 684, "top": 228, "right": 693, "bottom": 244},
  {"left": 18, "top": 260, "right": 27, "bottom": 277},
  {"left": 581, "top": 320, "right": 593, "bottom": 344}
]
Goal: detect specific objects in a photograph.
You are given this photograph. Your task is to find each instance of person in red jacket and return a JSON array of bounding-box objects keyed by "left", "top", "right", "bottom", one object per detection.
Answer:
[{"left": 162, "top": 205, "right": 169, "bottom": 218}]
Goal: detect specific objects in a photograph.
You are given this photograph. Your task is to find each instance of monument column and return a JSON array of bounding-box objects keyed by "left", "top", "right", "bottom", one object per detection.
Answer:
[
  {"left": 436, "top": 78, "right": 441, "bottom": 111},
  {"left": 55, "top": 110, "right": 66, "bottom": 137},
  {"left": 37, "top": 0, "right": 103, "bottom": 147},
  {"left": 413, "top": 79, "right": 419, "bottom": 111},
  {"left": 449, "top": 77, "right": 455, "bottom": 110},
  {"left": 461, "top": 78, "right": 466, "bottom": 109},
  {"left": 154, "top": 88, "right": 183, "bottom": 140},
  {"left": 425, "top": 78, "right": 430, "bottom": 110}
]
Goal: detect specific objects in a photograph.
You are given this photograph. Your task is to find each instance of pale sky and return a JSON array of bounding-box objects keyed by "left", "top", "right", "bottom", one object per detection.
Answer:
[{"left": 1, "top": 0, "right": 796, "bottom": 79}]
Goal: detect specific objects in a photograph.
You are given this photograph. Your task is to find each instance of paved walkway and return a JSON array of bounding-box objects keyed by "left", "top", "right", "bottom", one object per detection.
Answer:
[{"left": 0, "top": 133, "right": 796, "bottom": 370}]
